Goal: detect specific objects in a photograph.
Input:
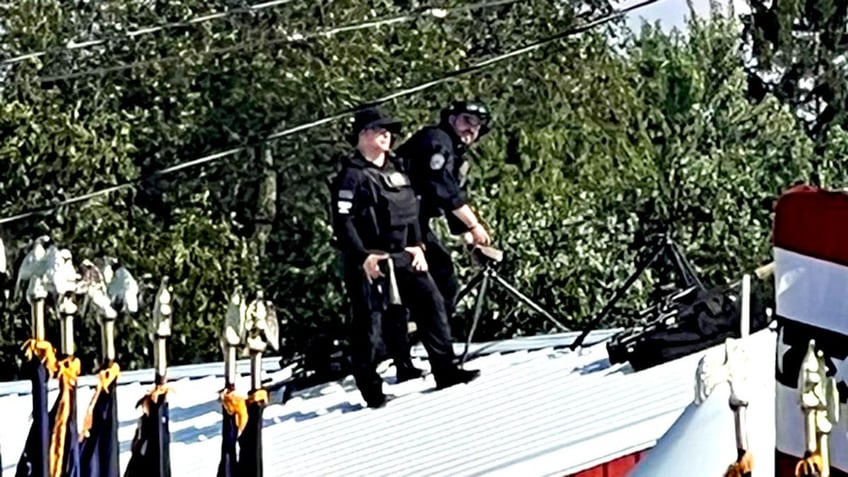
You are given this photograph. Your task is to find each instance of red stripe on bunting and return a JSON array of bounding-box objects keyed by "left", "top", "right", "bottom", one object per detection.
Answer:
[{"left": 774, "top": 184, "right": 848, "bottom": 267}]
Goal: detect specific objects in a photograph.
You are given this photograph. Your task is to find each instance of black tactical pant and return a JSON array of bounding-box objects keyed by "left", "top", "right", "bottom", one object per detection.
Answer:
[
  {"left": 422, "top": 227, "right": 460, "bottom": 331},
  {"left": 344, "top": 256, "right": 456, "bottom": 405}
]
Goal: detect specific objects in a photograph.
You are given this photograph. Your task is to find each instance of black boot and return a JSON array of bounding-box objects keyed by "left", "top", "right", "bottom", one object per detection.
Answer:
[
  {"left": 434, "top": 367, "right": 480, "bottom": 390},
  {"left": 395, "top": 360, "right": 425, "bottom": 383},
  {"left": 365, "top": 393, "right": 388, "bottom": 408},
  {"left": 355, "top": 372, "right": 386, "bottom": 408}
]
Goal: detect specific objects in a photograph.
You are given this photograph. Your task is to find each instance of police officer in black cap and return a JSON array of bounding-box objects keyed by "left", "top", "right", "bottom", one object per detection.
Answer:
[
  {"left": 396, "top": 100, "right": 494, "bottom": 332},
  {"left": 330, "top": 106, "right": 480, "bottom": 408}
]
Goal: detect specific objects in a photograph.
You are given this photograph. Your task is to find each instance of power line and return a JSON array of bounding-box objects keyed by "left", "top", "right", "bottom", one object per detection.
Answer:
[
  {"left": 0, "top": 0, "right": 297, "bottom": 67},
  {"left": 0, "top": 0, "right": 662, "bottom": 226},
  {"left": 29, "top": 0, "right": 522, "bottom": 85}
]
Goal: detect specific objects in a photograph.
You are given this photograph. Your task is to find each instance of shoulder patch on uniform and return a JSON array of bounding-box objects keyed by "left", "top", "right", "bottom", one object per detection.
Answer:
[
  {"left": 337, "top": 200, "right": 353, "bottom": 215},
  {"left": 338, "top": 189, "right": 354, "bottom": 200},
  {"left": 430, "top": 153, "right": 446, "bottom": 170}
]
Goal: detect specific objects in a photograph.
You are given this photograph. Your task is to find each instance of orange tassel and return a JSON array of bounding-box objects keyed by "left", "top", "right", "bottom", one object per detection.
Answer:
[
  {"left": 48, "top": 357, "right": 80, "bottom": 477},
  {"left": 136, "top": 384, "right": 171, "bottom": 416},
  {"left": 247, "top": 389, "right": 269, "bottom": 407},
  {"left": 795, "top": 452, "right": 824, "bottom": 477},
  {"left": 22, "top": 339, "right": 59, "bottom": 376},
  {"left": 725, "top": 451, "right": 754, "bottom": 477},
  {"left": 220, "top": 388, "right": 249, "bottom": 436},
  {"left": 79, "top": 362, "right": 121, "bottom": 442}
]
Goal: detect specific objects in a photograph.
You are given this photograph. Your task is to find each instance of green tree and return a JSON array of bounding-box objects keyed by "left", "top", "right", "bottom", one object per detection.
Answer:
[
  {"left": 741, "top": 0, "right": 848, "bottom": 183},
  {"left": 0, "top": 0, "right": 831, "bottom": 381},
  {"left": 0, "top": 0, "right": 610, "bottom": 378},
  {"left": 446, "top": 7, "right": 818, "bottom": 338}
]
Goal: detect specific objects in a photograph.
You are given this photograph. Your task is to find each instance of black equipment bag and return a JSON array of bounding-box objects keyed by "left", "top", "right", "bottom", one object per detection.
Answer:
[{"left": 606, "top": 282, "right": 770, "bottom": 371}]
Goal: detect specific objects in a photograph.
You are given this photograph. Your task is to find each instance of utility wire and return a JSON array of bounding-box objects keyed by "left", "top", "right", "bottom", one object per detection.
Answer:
[
  {"left": 29, "top": 0, "right": 522, "bottom": 85},
  {"left": 0, "top": 0, "right": 663, "bottom": 226},
  {"left": 1, "top": 0, "right": 297, "bottom": 67}
]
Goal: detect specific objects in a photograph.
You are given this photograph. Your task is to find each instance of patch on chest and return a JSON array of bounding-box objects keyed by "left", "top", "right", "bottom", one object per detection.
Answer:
[{"left": 383, "top": 171, "right": 410, "bottom": 188}]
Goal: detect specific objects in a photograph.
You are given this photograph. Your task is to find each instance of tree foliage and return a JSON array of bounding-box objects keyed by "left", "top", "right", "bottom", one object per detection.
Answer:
[
  {"left": 741, "top": 0, "right": 848, "bottom": 181},
  {"left": 0, "top": 1, "right": 840, "bottom": 380}
]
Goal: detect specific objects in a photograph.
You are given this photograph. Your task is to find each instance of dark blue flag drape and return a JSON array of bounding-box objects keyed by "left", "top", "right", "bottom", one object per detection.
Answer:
[
  {"left": 123, "top": 385, "right": 171, "bottom": 477},
  {"left": 80, "top": 362, "right": 120, "bottom": 477},
  {"left": 237, "top": 390, "right": 268, "bottom": 477},
  {"left": 15, "top": 340, "right": 54, "bottom": 477},
  {"left": 217, "top": 389, "right": 246, "bottom": 477}
]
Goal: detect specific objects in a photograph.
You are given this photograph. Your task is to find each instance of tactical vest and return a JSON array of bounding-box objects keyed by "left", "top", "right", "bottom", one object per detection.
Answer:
[
  {"left": 327, "top": 155, "right": 420, "bottom": 254},
  {"left": 362, "top": 168, "right": 419, "bottom": 232}
]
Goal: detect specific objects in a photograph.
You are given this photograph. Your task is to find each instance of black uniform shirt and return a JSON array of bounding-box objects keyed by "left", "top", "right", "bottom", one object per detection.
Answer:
[{"left": 397, "top": 125, "right": 471, "bottom": 233}]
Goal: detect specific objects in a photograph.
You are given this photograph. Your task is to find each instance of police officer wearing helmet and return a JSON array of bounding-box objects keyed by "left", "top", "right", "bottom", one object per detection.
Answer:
[
  {"left": 330, "top": 106, "right": 480, "bottom": 408},
  {"left": 396, "top": 100, "right": 493, "bottom": 331}
]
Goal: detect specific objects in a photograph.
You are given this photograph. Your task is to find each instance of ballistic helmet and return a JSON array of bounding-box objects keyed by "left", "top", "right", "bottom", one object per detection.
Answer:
[{"left": 440, "top": 100, "right": 492, "bottom": 136}]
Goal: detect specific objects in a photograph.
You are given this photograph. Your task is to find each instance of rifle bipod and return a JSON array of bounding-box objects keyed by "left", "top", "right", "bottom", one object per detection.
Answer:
[
  {"left": 570, "top": 233, "right": 705, "bottom": 351},
  {"left": 455, "top": 245, "right": 570, "bottom": 365}
]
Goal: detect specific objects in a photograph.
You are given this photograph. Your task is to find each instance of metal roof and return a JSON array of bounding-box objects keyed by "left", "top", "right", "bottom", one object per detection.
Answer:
[
  {"left": 630, "top": 328, "right": 776, "bottom": 477},
  {"left": 0, "top": 328, "right": 767, "bottom": 476}
]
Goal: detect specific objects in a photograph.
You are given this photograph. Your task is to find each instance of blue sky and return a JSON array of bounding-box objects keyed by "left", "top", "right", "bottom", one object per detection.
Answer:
[{"left": 622, "top": 0, "right": 750, "bottom": 31}]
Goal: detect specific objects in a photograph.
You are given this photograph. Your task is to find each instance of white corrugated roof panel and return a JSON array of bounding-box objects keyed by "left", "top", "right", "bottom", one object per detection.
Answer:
[{"left": 0, "top": 329, "right": 775, "bottom": 476}]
